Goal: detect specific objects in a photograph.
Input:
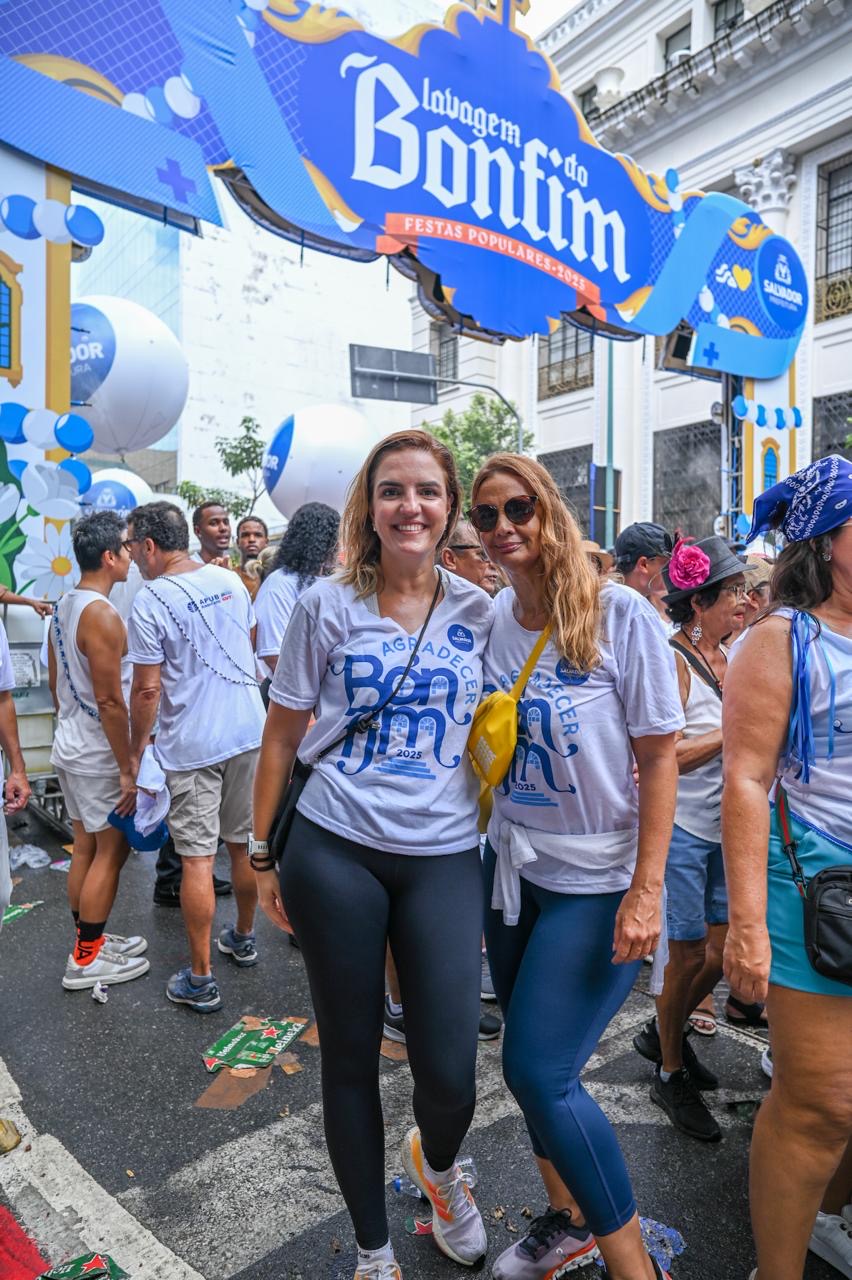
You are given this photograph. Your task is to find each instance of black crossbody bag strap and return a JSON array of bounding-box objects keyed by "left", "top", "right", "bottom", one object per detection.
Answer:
[{"left": 669, "top": 638, "right": 723, "bottom": 702}]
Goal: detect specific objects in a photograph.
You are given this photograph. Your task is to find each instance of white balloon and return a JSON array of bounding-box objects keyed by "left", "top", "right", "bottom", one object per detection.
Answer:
[
  {"left": 80, "top": 467, "right": 154, "bottom": 514},
  {"left": 22, "top": 408, "right": 59, "bottom": 448},
  {"left": 263, "top": 405, "right": 383, "bottom": 520},
  {"left": 70, "top": 296, "right": 189, "bottom": 454},
  {"left": 163, "top": 75, "right": 201, "bottom": 119},
  {"left": 33, "top": 198, "right": 73, "bottom": 243}
]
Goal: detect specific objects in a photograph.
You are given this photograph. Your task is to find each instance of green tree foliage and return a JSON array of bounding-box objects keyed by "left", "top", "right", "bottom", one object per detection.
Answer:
[
  {"left": 426, "top": 394, "right": 533, "bottom": 501},
  {"left": 176, "top": 415, "right": 267, "bottom": 522}
]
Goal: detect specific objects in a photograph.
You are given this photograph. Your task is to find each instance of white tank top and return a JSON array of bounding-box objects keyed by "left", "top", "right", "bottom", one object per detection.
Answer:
[
  {"left": 50, "top": 589, "right": 131, "bottom": 776},
  {"left": 673, "top": 649, "right": 724, "bottom": 842}
]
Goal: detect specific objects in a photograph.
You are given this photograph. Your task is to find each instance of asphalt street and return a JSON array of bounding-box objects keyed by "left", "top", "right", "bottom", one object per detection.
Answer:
[{"left": 0, "top": 808, "right": 838, "bottom": 1280}]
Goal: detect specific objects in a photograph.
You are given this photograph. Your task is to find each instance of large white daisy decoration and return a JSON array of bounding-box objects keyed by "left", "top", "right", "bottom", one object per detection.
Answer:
[
  {"left": 0, "top": 484, "right": 19, "bottom": 526},
  {"left": 15, "top": 525, "right": 79, "bottom": 599},
  {"left": 21, "top": 462, "right": 81, "bottom": 522}
]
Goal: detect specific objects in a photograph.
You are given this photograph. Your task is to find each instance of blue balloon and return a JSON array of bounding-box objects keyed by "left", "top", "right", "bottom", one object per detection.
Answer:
[
  {"left": 144, "top": 85, "right": 173, "bottom": 126},
  {"left": 54, "top": 412, "right": 95, "bottom": 454},
  {"left": 0, "top": 194, "right": 38, "bottom": 239},
  {"left": 59, "top": 458, "right": 93, "bottom": 495},
  {"left": 64, "top": 204, "right": 104, "bottom": 247},
  {"left": 8, "top": 459, "right": 26, "bottom": 482},
  {"left": 0, "top": 402, "right": 28, "bottom": 444},
  {"left": 732, "top": 394, "right": 748, "bottom": 419}
]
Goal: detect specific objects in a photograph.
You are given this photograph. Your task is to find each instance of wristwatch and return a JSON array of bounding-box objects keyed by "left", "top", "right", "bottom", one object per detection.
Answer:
[{"left": 248, "top": 835, "right": 269, "bottom": 857}]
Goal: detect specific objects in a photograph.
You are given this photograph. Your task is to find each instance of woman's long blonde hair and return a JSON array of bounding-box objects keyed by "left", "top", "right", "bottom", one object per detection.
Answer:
[
  {"left": 472, "top": 453, "right": 602, "bottom": 671},
  {"left": 339, "top": 429, "right": 462, "bottom": 597}
]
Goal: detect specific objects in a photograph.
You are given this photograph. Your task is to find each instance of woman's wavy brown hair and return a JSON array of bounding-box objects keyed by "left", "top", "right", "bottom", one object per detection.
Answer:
[
  {"left": 471, "top": 453, "right": 602, "bottom": 671},
  {"left": 339, "top": 429, "right": 461, "bottom": 597}
]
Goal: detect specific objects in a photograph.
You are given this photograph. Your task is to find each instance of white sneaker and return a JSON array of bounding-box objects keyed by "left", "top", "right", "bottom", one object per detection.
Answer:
[
  {"left": 62, "top": 948, "right": 150, "bottom": 990},
  {"left": 104, "top": 932, "right": 148, "bottom": 958},
  {"left": 809, "top": 1211, "right": 852, "bottom": 1278},
  {"left": 354, "top": 1260, "right": 402, "bottom": 1279},
  {"left": 401, "top": 1127, "right": 487, "bottom": 1266},
  {"left": 760, "top": 1047, "right": 773, "bottom": 1079}
]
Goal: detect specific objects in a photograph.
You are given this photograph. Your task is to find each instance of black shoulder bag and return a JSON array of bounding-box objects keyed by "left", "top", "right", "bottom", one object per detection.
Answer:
[
  {"left": 263, "top": 571, "right": 444, "bottom": 868},
  {"left": 776, "top": 784, "right": 852, "bottom": 988}
]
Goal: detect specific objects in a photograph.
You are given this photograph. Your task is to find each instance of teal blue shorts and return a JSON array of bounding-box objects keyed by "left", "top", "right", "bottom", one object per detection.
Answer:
[{"left": 767, "top": 804, "right": 852, "bottom": 998}]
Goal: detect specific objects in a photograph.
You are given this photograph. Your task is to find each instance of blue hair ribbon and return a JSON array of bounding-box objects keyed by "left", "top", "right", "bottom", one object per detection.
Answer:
[{"left": 784, "top": 611, "right": 835, "bottom": 782}]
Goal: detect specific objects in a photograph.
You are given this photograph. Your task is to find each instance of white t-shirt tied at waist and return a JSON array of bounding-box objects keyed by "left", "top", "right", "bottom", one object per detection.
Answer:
[{"left": 487, "top": 817, "right": 669, "bottom": 994}]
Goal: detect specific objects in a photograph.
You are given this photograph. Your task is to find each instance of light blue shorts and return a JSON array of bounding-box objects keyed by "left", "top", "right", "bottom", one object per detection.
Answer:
[
  {"left": 768, "top": 805, "right": 852, "bottom": 997},
  {"left": 664, "top": 822, "right": 728, "bottom": 942}
]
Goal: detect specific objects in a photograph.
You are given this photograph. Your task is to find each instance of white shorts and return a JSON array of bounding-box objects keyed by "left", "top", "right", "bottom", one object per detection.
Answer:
[{"left": 56, "top": 767, "right": 122, "bottom": 834}]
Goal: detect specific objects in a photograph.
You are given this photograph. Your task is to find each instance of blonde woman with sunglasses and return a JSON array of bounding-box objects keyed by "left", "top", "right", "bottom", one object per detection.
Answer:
[{"left": 470, "top": 455, "right": 683, "bottom": 1280}]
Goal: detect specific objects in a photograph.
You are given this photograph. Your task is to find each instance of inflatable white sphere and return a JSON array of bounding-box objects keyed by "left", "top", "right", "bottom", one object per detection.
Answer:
[
  {"left": 263, "top": 405, "right": 382, "bottom": 518},
  {"left": 79, "top": 467, "right": 154, "bottom": 517},
  {"left": 70, "top": 296, "right": 189, "bottom": 454}
]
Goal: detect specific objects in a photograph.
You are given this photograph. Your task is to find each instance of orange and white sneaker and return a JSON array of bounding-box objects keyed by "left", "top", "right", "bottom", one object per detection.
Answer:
[
  {"left": 354, "top": 1259, "right": 402, "bottom": 1279},
  {"left": 401, "top": 1126, "right": 487, "bottom": 1266}
]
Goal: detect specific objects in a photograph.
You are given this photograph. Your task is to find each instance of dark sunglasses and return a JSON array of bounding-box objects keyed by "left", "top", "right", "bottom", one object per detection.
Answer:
[{"left": 467, "top": 495, "right": 538, "bottom": 533}]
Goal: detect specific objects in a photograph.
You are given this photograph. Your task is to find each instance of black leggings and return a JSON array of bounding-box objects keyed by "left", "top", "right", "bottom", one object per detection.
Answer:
[{"left": 280, "top": 812, "right": 484, "bottom": 1249}]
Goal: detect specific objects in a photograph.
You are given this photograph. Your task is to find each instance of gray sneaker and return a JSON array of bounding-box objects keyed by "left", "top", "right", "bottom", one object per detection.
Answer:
[
  {"left": 62, "top": 948, "right": 150, "bottom": 990},
  {"left": 103, "top": 932, "right": 148, "bottom": 958},
  {"left": 492, "top": 1207, "right": 599, "bottom": 1278},
  {"left": 402, "top": 1126, "right": 487, "bottom": 1266}
]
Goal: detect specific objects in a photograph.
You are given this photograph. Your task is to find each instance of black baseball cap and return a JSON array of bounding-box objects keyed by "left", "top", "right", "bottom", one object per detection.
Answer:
[{"left": 614, "top": 522, "right": 674, "bottom": 568}]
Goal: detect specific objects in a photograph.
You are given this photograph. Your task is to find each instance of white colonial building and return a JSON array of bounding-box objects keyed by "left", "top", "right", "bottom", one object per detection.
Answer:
[{"left": 413, "top": 0, "right": 852, "bottom": 539}]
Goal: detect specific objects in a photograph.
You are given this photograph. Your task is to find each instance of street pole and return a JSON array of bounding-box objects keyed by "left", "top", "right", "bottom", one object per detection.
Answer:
[{"left": 605, "top": 341, "right": 615, "bottom": 547}]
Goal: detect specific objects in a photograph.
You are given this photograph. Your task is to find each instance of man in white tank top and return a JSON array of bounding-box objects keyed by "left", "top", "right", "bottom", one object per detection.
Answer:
[{"left": 48, "top": 512, "right": 150, "bottom": 991}]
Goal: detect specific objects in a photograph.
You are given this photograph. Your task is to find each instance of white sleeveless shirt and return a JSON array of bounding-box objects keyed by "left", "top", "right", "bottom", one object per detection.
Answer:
[
  {"left": 50, "top": 589, "right": 131, "bottom": 777},
  {"left": 673, "top": 646, "right": 724, "bottom": 842}
]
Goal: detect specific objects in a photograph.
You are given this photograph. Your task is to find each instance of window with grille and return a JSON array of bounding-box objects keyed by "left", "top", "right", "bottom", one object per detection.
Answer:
[
  {"left": 538, "top": 445, "right": 593, "bottom": 534},
  {"left": 0, "top": 252, "right": 22, "bottom": 388},
  {"left": 664, "top": 23, "right": 691, "bottom": 69},
  {"left": 430, "top": 322, "right": 459, "bottom": 385},
  {"left": 815, "top": 152, "right": 852, "bottom": 323},
  {"left": 812, "top": 392, "right": 852, "bottom": 461},
  {"left": 578, "top": 85, "right": 599, "bottom": 121},
  {"left": 538, "top": 323, "right": 594, "bottom": 400},
  {"left": 653, "top": 421, "right": 722, "bottom": 538},
  {"left": 713, "top": 0, "right": 744, "bottom": 37},
  {"left": 761, "top": 441, "right": 780, "bottom": 491}
]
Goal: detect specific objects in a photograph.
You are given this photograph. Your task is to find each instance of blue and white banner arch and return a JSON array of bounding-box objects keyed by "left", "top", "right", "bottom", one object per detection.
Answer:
[{"left": 0, "top": 0, "right": 808, "bottom": 378}]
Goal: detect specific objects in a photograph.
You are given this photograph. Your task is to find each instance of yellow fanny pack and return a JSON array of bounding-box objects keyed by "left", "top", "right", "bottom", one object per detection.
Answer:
[{"left": 468, "top": 624, "right": 552, "bottom": 787}]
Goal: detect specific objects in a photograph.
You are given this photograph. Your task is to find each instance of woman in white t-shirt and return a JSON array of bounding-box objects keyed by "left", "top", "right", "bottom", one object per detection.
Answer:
[
  {"left": 254, "top": 502, "right": 340, "bottom": 675},
  {"left": 251, "top": 430, "right": 492, "bottom": 1280},
  {"left": 471, "top": 454, "right": 682, "bottom": 1280}
]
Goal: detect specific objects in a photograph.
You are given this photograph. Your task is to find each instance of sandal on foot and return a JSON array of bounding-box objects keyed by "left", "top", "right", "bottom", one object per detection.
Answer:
[
  {"left": 725, "top": 994, "right": 769, "bottom": 1028},
  {"left": 688, "top": 1005, "right": 717, "bottom": 1036}
]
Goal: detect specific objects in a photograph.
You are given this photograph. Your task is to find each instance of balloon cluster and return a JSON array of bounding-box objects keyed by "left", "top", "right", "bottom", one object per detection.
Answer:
[
  {"left": 0, "top": 195, "right": 104, "bottom": 246},
  {"left": 732, "top": 393, "right": 802, "bottom": 431},
  {"left": 122, "top": 67, "right": 202, "bottom": 125},
  {"left": 0, "top": 402, "right": 93, "bottom": 495}
]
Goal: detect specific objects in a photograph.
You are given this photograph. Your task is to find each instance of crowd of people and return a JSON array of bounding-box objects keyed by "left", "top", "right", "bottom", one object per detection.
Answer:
[{"left": 0, "top": 438, "right": 850, "bottom": 1280}]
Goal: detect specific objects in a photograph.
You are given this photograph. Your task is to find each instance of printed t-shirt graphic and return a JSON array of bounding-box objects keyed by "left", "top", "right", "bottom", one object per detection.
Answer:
[
  {"left": 483, "top": 585, "right": 683, "bottom": 867},
  {"left": 269, "top": 573, "right": 494, "bottom": 855}
]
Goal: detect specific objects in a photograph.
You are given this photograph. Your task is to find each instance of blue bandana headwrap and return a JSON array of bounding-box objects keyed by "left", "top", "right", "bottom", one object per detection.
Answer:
[{"left": 747, "top": 454, "right": 852, "bottom": 544}]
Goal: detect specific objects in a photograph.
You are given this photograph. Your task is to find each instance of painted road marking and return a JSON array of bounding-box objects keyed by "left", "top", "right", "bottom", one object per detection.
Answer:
[
  {"left": 120, "top": 990, "right": 765, "bottom": 1276},
  {"left": 0, "top": 1055, "right": 205, "bottom": 1280}
]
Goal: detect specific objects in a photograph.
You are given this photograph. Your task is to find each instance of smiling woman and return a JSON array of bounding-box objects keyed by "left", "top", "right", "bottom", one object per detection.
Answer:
[{"left": 250, "top": 428, "right": 493, "bottom": 1280}]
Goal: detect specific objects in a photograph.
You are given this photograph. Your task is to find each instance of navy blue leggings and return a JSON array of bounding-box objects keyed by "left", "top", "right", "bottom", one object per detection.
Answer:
[{"left": 483, "top": 843, "right": 641, "bottom": 1238}]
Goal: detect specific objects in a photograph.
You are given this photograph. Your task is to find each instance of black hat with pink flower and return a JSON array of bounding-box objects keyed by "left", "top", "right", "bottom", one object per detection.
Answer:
[{"left": 662, "top": 535, "right": 745, "bottom": 602}]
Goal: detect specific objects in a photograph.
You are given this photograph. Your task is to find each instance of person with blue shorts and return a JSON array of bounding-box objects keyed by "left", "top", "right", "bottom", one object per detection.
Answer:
[
  {"left": 634, "top": 535, "right": 747, "bottom": 1141},
  {"left": 723, "top": 455, "right": 852, "bottom": 1280}
]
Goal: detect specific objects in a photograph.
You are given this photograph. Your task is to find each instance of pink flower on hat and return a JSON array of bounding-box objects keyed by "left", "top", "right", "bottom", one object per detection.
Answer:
[{"left": 668, "top": 538, "right": 711, "bottom": 591}]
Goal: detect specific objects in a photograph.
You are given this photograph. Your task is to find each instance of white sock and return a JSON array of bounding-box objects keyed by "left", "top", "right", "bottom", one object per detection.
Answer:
[
  {"left": 659, "top": 1068, "right": 673, "bottom": 1083},
  {"left": 357, "top": 1241, "right": 394, "bottom": 1264},
  {"left": 386, "top": 997, "right": 403, "bottom": 1017}
]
